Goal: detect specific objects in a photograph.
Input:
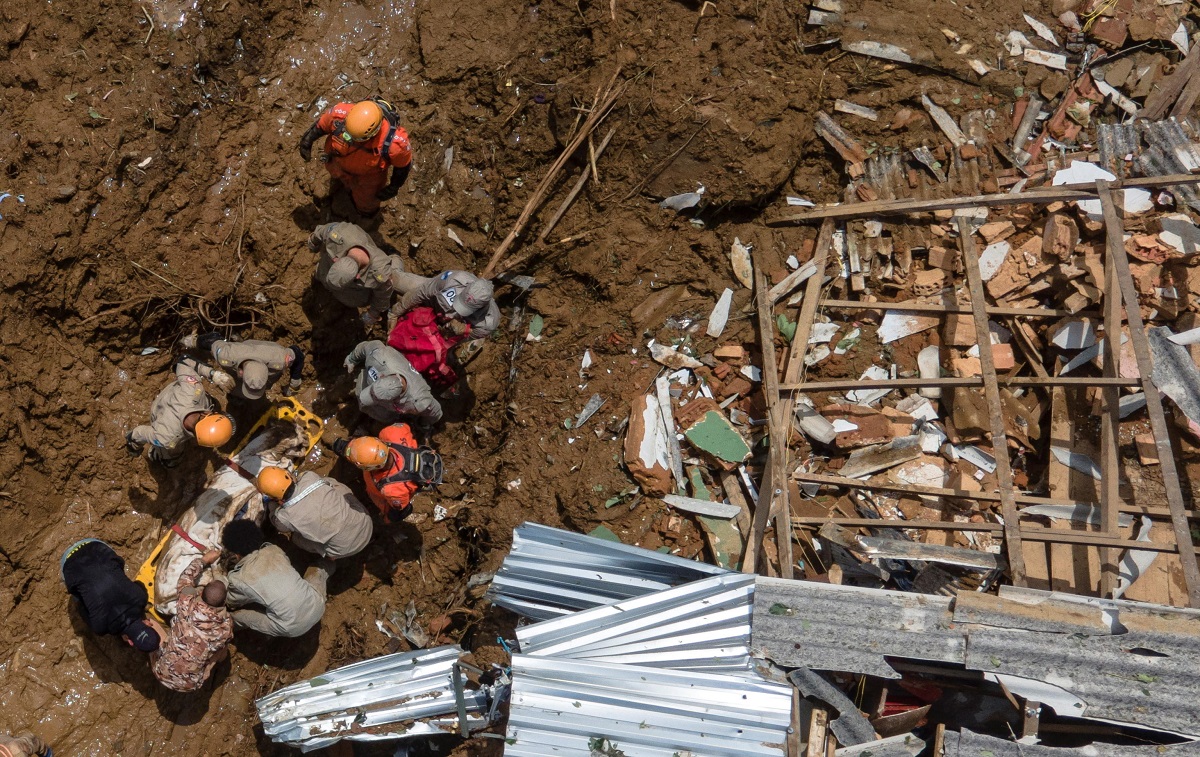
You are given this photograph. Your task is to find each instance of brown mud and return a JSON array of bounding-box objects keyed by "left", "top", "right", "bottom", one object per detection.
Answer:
[{"left": 0, "top": 0, "right": 1114, "bottom": 754}]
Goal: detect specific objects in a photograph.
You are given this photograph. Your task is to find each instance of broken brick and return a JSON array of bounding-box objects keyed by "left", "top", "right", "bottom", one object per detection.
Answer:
[
  {"left": 991, "top": 343, "right": 1015, "bottom": 371},
  {"left": 943, "top": 314, "right": 978, "bottom": 346},
  {"left": 1043, "top": 213, "right": 1079, "bottom": 261},
  {"left": 714, "top": 344, "right": 747, "bottom": 361},
  {"left": 959, "top": 143, "right": 980, "bottom": 160},
  {"left": 1091, "top": 16, "right": 1128, "bottom": 48},
  {"left": 928, "top": 246, "right": 959, "bottom": 271},
  {"left": 978, "top": 221, "right": 1015, "bottom": 243},
  {"left": 1135, "top": 433, "right": 1160, "bottom": 465}
]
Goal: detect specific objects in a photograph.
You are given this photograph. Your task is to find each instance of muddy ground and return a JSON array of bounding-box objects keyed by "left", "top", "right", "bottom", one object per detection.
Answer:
[{"left": 0, "top": 0, "right": 1092, "bottom": 754}]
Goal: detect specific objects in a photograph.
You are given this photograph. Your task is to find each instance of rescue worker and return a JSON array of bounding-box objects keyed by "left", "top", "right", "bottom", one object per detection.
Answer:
[
  {"left": 183, "top": 332, "right": 305, "bottom": 401},
  {"left": 222, "top": 520, "right": 327, "bottom": 638},
  {"left": 61, "top": 539, "right": 160, "bottom": 653},
  {"left": 344, "top": 339, "right": 442, "bottom": 426},
  {"left": 298, "top": 98, "right": 412, "bottom": 216},
  {"left": 308, "top": 221, "right": 403, "bottom": 326},
  {"left": 335, "top": 426, "right": 444, "bottom": 522},
  {"left": 390, "top": 270, "right": 500, "bottom": 344},
  {"left": 150, "top": 549, "right": 233, "bottom": 693},
  {"left": 126, "top": 356, "right": 234, "bottom": 467},
  {"left": 256, "top": 467, "right": 373, "bottom": 560},
  {"left": 0, "top": 733, "right": 51, "bottom": 757}
]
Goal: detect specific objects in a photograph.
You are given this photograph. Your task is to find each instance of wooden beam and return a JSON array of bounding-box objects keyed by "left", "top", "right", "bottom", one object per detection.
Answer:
[
  {"left": 1144, "top": 41, "right": 1200, "bottom": 120},
  {"left": 821, "top": 299, "right": 1092, "bottom": 319},
  {"left": 748, "top": 261, "right": 793, "bottom": 577},
  {"left": 1099, "top": 200, "right": 1123, "bottom": 597},
  {"left": 792, "top": 517, "right": 1195, "bottom": 553},
  {"left": 806, "top": 706, "right": 829, "bottom": 757},
  {"left": 780, "top": 376, "right": 1140, "bottom": 392},
  {"left": 1097, "top": 180, "right": 1200, "bottom": 608},
  {"left": 768, "top": 173, "right": 1200, "bottom": 225}
]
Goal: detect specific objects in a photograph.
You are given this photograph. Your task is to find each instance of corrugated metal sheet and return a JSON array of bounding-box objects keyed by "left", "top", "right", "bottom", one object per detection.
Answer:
[
  {"left": 517, "top": 573, "right": 755, "bottom": 675},
  {"left": 752, "top": 578, "right": 1200, "bottom": 737},
  {"left": 255, "top": 645, "right": 490, "bottom": 752},
  {"left": 943, "top": 729, "right": 1200, "bottom": 755},
  {"left": 504, "top": 654, "right": 793, "bottom": 757},
  {"left": 487, "top": 521, "right": 729, "bottom": 621}
]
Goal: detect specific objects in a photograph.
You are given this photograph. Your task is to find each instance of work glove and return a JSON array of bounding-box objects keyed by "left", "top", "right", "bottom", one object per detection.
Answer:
[
  {"left": 125, "top": 433, "right": 144, "bottom": 455},
  {"left": 298, "top": 124, "right": 322, "bottom": 162},
  {"left": 416, "top": 423, "right": 434, "bottom": 446},
  {"left": 440, "top": 319, "right": 469, "bottom": 338},
  {"left": 344, "top": 355, "right": 359, "bottom": 374},
  {"left": 179, "top": 333, "right": 198, "bottom": 350},
  {"left": 376, "top": 183, "right": 400, "bottom": 201},
  {"left": 282, "top": 377, "right": 302, "bottom": 397},
  {"left": 386, "top": 508, "right": 406, "bottom": 523},
  {"left": 331, "top": 438, "right": 349, "bottom": 456},
  {"left": 362, "top": 309, "right": 383, "bottom": 327},
  {"left": 211, "top": 371, "right": 236, "bottom": 392}
]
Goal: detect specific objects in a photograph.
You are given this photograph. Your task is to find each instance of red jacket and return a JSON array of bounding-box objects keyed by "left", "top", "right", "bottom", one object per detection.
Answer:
[
  {"left": 316, "top": 102, "right": 412, "bottom": 176},
  {"left": 363, "top": 423, "right": 419, "bottom": 519}
]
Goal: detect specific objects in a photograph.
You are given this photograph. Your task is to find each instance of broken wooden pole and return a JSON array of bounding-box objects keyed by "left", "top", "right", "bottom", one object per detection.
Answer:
[
  {"left": 957, "top": 218, "right": 1027, "bottom": 586},
  {"left": 1097, "top": 180, "right": 1200, "bottom": 608},
  {"left": 537, "top": 127, "right": 616, "bottom": 244}
]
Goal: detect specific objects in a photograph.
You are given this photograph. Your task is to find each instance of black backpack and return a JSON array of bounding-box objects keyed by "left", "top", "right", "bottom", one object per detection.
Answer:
[
  {"left": 372, "top": 97, "right": 403, "bottom": 157},
  {"left": 378, "top": 442, "right": 444, "bottom": 489}
]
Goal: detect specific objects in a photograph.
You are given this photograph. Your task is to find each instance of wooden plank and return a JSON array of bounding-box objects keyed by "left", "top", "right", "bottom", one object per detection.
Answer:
[
  {"left": 1097, "top": 180, "right": 1200, "bottom": 608},
  {"left": 768, "top": 173, "right": 1200, "bottom": 225},
  {"left": 747, "top": 261, "right": 793, "bottom": 577},
  {"left": 1145, "top": 41, "right": 1200, "bottom": 120},
  {"left": 821, "top": 299, "right": 1092, "bottom": 318},
  {"left": 773, "top": 220, "right": 837, "bottom": 577},
  {"left": 794, "top": 518, "right": 1191, "bottom": 553},
  {"left": 806, "top": 706, "right": 829, "bottom": 757},
  {"left": 1099, "top": 205, "right": 1123, "bottom": 597},
  {"left": 957, "top": 219, "right": 1026, "bottom": 585},
  {"left": 781, "top": 376, "right": 1140, "bottom": 392},
  {"left": 788, "top": 690, "right": 803, "bottom": 757}
]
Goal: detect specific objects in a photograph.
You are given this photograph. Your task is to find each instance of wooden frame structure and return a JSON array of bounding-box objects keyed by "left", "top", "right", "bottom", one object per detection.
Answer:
[{"left": 753, "top": 174, "right": 1200, "bottom": 608}]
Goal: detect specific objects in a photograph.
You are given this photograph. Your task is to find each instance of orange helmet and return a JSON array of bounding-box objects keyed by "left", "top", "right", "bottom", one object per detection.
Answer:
[
  {"left": 346, "top": 436, "right": 390, "bottom": 470},
  {"left": 256, "top": 467, "right": 294, "bottom": 501},
  {"left": 342, "top": 101, "right": 384, "bottom": 142},
  {"left": 194, "top": 413, "right": 234, "bottom": 448}
]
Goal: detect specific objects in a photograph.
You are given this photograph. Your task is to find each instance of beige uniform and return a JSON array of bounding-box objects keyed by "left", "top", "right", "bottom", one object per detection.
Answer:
[
  {"left": 348, "top": 340, "right": 443, "bottom": 425},
  {"left": 0, "top": 734, "right": 47, "bottom": 757},
  {"left": 269, "top": 471, "right": 373, "bottom": 559},
  {"left": 310, "top": 222, "right": 401, "bottom": 313},
  {"left": 392, "top": 270, "right": 501, "bottom": 340},
  {"left": 227, "top": 543, "right": 325, "bottom": 638},
  {"left": 209, "top": 339, "right": 294, "bottom": 400},
  {"left": 129, "top": 358, "right": 214, "bottom": 460}
]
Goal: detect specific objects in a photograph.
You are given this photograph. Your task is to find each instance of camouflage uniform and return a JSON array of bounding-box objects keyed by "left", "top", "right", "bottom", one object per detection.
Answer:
[
  {"left": 0, "top": 734, "right": 48, "bottom": 757},
  {"left": 270, "top": 471, "right": 373, "bottom": 559},
  {"left": 128, "top": 358, "right": 215, "bottom": 465},
  {"left": 346, "top": 340, "right": 442, "bottom": 425},
  {"left": 310, "top": 222, "right": 402, "bottom": 314},
  {"left": 391, "top": 270, "right": 501, "bottom": 340},
  {"left": 151, "top": 557, "right": 233, "bottom": 693}
]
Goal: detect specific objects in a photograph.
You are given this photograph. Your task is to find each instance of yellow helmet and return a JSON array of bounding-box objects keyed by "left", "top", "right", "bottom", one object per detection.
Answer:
[
  {"left": 343, "top": 101, "right": 384, "bottom": 142},
  {"left": 194, "top": 413, "right": 233, "bottom": 448},
  {"left": 346, "top": 436, "right": 390, "bottom": 470},
  {"left": 256, "top": 467, "right": 294, "bottom": 501}
]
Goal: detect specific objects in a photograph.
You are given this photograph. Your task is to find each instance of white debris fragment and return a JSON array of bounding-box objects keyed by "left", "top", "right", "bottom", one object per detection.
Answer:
[
  {"left": 1023, "top": 13, "right": 1060, "bottom": 46},
  {"left": 921, "top": 94, "right": 967, "bottom": 147},
  {"left": 978, "top": 241, "right": 1011, "bottom": 281},
  {"left": 955, "top": 444, "right": 998, "bottom": 474},
  {"left": 879, "top": 310, "right": 940, "bottom": 343},
  {"left": 831, "top": 419, "right": 860, "bottom": 433},
  {"left": 834, "top": 328, "right": 860, "bottom": 355},
  {"left": 1024, "top": 48, "right": 1067, "bottom": 71},
  {"left": 650, "top": 343, "right": 703, "bottom": 370},
  {"left": 786, "top": 197, "right": 815, "bottom": 208},
  {"left": 137, "top": 156, "right": 153, "bottom": 168},
  {"left": 1052, "top": 160, "right": 1153, "bottom": 220},
  {"left": 433, "top": 504, "right": 449, "bottom": 521},
  {"left": 967, "top": 59, "right": 991, "bottom": 76},
  {"left": 846, "top": 365, "right": 892, "bottom": 405},
  {"left": 1052, "top": 447, "right": 1102, "bottom": 480},
  {"left": 580, "top": 349, "right": 593, "bottom": 376},
  {"left": 1049, "top": 318, "right": 1097, "bottom": 350},
  {"left": 834, "top": 99, "right": 879, "bottom": 121},
  {"left": 843, "top": 40, "right": 913, "bottom": 64},
  {"left": 1171, "top": 22, "right": 1190, "bottom": 54},
  {"left": 707, "top": 288, "right": 734, "bottom": 338},
  {"left": 731, "top": 237, "right": 754, "bottom": 289},
  {"left": 659, "top": 185, "right": 705, "bottom": 211},
  {"left": 918, "top": 345, "right": 942, "bottom": 399},
  {"left": 787, "top": 255, "right": 800, "bottom": 269},
  {"left": 1004, "top": 30, "right": 1032, "bottom": 56},
  {"left": 809, "top": 322, "right": 842, "bottom": 344},
  {"left": 445, "top": 228, "right": 464, "bottom": 247},
  {"left": 741, "top": 365, "right": 762, "bottom": 382},
  {"left": 896, "top": 395, "right": 939, "bottom": 423},
  {"left": 805, "top": 345, "right": 831, "bottom": 366}
]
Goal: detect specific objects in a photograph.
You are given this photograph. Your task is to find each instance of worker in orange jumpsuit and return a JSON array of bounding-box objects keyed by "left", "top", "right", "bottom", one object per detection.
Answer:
[
  {"left": 298, "top": 99, "right": 413, "bottom": 216},
  {"left": 333, "top": 425, "right": 443, "bottom": 522}
]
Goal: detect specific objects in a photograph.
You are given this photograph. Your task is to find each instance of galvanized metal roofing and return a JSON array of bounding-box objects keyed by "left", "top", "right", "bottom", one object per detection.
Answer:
[
  {"left": 487, "top": 521, "right": 729, "bottom": 621},
  {"left": 255, "top": 645, "right": 489, "bottom": 752},
  {"left": 752, "top": 578, "right": 1200, "bottom": 737},
  {"left": 517, "top": 573, "right": 756, "bottom": 675},
  {"left": 504, "top": 654, "right": 793, "bottom": 757}
]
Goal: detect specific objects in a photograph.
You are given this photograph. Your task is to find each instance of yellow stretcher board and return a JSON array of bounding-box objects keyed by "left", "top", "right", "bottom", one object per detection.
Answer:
[{"left": 134, "top": 397, "right": 324, "bottom": 620}]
